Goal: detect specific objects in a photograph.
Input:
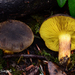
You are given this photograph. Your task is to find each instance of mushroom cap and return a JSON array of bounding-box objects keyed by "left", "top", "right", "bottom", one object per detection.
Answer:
[
  {"left": 39, "top": 14, "right": 75, "bottom": 51},
  {"left": 0, "top": 20, "right": 34, "bottom": 52}
]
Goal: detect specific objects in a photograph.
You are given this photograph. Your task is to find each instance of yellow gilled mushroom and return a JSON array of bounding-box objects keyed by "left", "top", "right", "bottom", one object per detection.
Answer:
[
  {"left": 39, "top": 14, "right": 75, "bottom": 64},
  {"left": 0, "top": 20, "right": 34, "bottom": 54}
]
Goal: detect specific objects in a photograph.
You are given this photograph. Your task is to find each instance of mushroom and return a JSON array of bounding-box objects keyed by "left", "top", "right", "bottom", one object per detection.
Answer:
[
  {"left": 39, "top": 14, "right": 75, "bottom": 64},
  {"left": 0, "top": 20, "right": 34, "bottom": 53}
]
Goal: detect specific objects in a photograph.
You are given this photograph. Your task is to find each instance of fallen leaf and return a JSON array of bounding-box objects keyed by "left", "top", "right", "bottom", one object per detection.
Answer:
[{"left": 48, "top": 61, "right": 67, "bottom": 75}]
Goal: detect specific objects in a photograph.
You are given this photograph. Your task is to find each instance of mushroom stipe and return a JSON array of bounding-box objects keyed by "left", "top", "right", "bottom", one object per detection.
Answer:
[
  {"left": 39, "top": 14, "right": 75, "bottom": 65},
  {"left": 0, "top": 20, "right": 34, "bottom": 53}
]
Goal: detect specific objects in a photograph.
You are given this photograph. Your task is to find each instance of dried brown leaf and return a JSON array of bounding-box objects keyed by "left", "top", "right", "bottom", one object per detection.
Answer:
[{"left": 48, "top": 61, "right": 67, "bottom": 75}]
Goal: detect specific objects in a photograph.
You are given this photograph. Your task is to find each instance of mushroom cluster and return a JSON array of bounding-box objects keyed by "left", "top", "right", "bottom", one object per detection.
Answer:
[
  {"left": 0, "top": 20, "right": 34, "bottom": 53},
  {"left": 39, "top": 14, "right": 75, "bottom": 64}
]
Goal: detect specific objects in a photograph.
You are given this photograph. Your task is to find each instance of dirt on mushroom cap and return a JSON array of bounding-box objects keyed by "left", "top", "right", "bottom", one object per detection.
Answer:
[{"left": 39, "top": 14, "right": 75, "bottom": 51}]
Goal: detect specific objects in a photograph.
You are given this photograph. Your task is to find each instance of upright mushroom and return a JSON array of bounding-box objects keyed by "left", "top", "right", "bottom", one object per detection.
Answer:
[
  {"left": 39, "top": 14, "right": 75, "bottom": 64},
  {"left": 0, "top": 20, "right": 34, "bottom": 53}
]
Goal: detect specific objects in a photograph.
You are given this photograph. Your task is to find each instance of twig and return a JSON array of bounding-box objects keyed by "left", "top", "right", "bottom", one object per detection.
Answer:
[
  {"left": 25, "top": 64, "right": 34, "bottom": 71},
  {"left": 3, "top": 54, "right": 48, "bottom": 60},
  {"left": 36, "top": 44, "right": 41, "bottom": 53},
  {"left": 17, "top": 55, "right": 23, "bottom": 64},
  {"left": 6, "top": 70, "right": 12, "bottom": 75},
  {"left": 67, "top": 69, "right": 75, "bottom": 74},
  {"left": 27, "top": 50, "right": 32, "bottom": 63}
]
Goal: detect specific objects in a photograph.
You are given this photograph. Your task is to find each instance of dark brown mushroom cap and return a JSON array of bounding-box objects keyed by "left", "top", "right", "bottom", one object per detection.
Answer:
[{"left": 0, "top": 20, "right": 34, "bottom": 52}]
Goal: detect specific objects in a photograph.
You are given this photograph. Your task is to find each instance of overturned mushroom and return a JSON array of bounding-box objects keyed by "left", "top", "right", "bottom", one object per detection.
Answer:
[
  {"left": 0, "top": 20, "right": 34, "bottom": 53},
  {"left": 39, "top": 14, "right": 75, "bottom": 64}
]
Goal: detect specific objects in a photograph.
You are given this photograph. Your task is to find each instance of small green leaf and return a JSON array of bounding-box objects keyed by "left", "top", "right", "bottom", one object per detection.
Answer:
[
  {"left": 68, "top": 0, "right": 75, "bottom": 18},
  {"left": 57, "top": 0, "right": 67, "bottom": 8}
]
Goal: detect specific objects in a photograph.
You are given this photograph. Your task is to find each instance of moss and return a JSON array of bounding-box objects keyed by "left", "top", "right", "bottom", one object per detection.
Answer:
[
  {"left": 69, "top": 52, "right": 75, "bottom": 70},
  {"left": 27, "top": 14, "right": 45, "bottom": 34},
  {"left": 39, "top": 50, "right": 59, "bottom": 64}
]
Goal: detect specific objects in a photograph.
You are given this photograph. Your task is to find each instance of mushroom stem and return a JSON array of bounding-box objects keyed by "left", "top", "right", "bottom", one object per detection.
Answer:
[
  {"left": 3, "top": 50, "right": 14, "bottom": 54},
  {"left": 59, "top": 34, "right": 71, "bottom": 64}
]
